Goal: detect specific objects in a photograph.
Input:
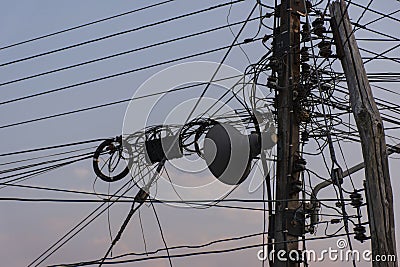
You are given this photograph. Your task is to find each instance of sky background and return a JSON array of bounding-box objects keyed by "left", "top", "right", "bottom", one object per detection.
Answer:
[{"left": 0, "top": 0, "right": 400, "bottom": 266}]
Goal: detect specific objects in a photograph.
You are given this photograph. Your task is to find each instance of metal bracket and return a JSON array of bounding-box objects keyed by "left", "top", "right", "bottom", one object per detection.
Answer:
[
  {"left": 331, "top": 167, "right": 344, "bottom": 185},
  {"left": 286, "top": 209, "right": 305, "bottom": 237},
  {"left": 274, "top": 31, "right": 290, "bottom": 57}
]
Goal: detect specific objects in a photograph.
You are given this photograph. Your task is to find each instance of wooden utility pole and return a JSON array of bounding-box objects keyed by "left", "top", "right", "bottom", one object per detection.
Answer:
[
  {"left": 273, "top": 0, "right": 303, "bottom": 266},
  {"left": 330, "top": 1, "right": 397, "bottom": 266}
]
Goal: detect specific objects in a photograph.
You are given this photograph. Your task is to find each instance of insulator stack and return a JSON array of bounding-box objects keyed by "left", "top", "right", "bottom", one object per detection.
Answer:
[
  {"left": 301, "top": 47, "right": 310, "bottom": 62},
  {"left": 354, "top": 225, "right": 368, "bottom": 242},
  {"left": 301, "top": 23, "right": 311, "bottom": 42},
  {"left": 267, "top": 75, "right": 278, "bottom": 90},
  {"left": 320, "top": 83, "right": 332, "bottom": 92},
  {"left": 269, "top": 57, "right": 279, "bottom": 72},
  {"left": 312, "top": 17, "right": 326, "bottom": 37},
  {"left": 350, "top": 192, "right": 363, "bottom": 208},
  {"left": 293, "top": 157, "right": 307, "bottom": 172},
  {"left": 301, "top": 63, "right": 311, "bottom": 77},
  {"left": 318, "top": 40, "right": 332, "bottom": 58}
]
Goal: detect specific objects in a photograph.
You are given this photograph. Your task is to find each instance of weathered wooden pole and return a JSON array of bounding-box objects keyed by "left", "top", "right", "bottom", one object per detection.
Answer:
[
  {"left": 273, "top": 0, "right": 303, "bottom": 266},
  {"left": 330, "top": 1, "right": 397, "bottom": 266}
]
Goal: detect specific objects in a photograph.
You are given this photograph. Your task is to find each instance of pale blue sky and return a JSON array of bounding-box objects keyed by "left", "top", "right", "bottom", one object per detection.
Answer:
[{"left": 0, "top": 1, "right": 399, "bottom": 266}]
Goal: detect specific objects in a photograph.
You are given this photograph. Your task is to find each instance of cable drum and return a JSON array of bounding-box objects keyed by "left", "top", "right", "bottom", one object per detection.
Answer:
[{"left": 92, "top": 136, "right": 133, "bottom": 182}]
